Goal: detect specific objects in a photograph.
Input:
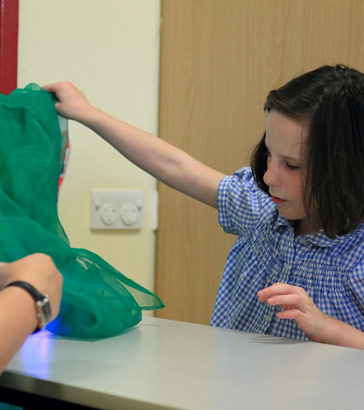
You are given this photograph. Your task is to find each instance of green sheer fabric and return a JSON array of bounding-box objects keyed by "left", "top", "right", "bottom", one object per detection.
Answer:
[{"left": 0, "top": 84, "right": 164, "bottom": 339}]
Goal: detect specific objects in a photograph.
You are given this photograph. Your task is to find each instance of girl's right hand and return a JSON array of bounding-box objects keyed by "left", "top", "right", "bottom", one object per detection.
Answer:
[{"left": 43, "top": 82, "right": 95, "bottom": 123}]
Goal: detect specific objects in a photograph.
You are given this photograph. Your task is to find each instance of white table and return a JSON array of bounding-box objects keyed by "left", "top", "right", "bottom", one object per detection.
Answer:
[{"left": 0, "top": 317, "right": 363, "bottom": 409}]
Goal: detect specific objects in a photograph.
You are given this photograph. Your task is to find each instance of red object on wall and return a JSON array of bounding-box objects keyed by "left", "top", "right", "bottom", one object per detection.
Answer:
[{"left": 0, "top": 0, "right": 19, "bottom": 94}]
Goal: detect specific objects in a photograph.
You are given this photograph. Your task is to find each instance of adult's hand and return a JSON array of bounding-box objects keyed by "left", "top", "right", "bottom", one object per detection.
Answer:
[{"left": 0, "top": 253, "right": 63, "bottom": 321}]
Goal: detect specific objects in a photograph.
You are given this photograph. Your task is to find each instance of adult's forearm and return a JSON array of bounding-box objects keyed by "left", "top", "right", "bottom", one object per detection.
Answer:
[{"left": 0, "top": 287, "right": 37, "bottom": 373}]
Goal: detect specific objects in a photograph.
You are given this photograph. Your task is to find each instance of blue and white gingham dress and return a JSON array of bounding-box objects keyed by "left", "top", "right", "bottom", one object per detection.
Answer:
[{"left": 210, "top": 167, "right": 364, "bottom": 341}]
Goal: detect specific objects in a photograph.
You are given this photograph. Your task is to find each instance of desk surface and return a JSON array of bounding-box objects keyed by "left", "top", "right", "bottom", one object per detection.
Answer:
[{"left": 1, "top": 317, "right": 363, "bottom": 410}]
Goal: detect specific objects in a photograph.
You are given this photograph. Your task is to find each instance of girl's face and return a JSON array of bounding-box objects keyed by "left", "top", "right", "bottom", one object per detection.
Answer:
[{"left": 263, "top": 110, "right": 314, "bottom": 235}]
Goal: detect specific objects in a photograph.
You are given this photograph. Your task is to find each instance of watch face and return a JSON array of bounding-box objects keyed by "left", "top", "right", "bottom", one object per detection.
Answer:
[{"left": 36, "top": 295, "right": 52, "bottom": 328}]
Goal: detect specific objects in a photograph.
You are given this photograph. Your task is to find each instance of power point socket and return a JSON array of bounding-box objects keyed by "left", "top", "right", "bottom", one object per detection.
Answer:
[
  {"left": 120, "top": 202, "right": 139, "bottom": 226},
  {"left": 100, "top": 203, "right": 118, "bottom": 225},
  {"left": 91, "top": 189, "right": 143, "bottom": 230}
]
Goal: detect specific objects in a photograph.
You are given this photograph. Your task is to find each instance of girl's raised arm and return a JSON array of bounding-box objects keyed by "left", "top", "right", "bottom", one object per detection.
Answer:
[{"left": 44, "top": 82, "right": 224, "bottom": 208}]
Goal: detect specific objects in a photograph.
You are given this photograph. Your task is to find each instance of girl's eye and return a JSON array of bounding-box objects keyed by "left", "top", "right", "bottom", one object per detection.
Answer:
[{"left": 286, "top": 163, "right": 299, "bottom": 171}]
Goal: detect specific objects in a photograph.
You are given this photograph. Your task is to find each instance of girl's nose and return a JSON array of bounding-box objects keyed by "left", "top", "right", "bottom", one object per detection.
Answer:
[{"left": 263, "top": 159, "right": 280, "bottom": 187}]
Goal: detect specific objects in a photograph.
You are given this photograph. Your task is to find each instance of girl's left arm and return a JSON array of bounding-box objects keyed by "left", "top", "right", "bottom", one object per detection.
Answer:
[{"left": 257, "top": 283, "right": 364, "bottom": 349}]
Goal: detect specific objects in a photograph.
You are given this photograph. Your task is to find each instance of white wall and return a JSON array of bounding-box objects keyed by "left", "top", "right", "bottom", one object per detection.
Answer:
[{"left": 18, "top": 1, "right": 161, "bottom": 304}]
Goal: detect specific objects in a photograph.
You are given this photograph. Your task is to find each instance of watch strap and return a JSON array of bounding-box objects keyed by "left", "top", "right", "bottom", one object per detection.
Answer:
[{"left": 5, "top": 280, "right": 52, "bottom": 331}]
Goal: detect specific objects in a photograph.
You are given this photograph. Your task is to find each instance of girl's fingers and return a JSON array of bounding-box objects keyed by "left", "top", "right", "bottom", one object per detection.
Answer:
[
  {"left": 276, "top": 309, "right": 303, "bottom": 320},
  {"left": 267, "top": 294, "right": 305, "bottom": 312},
  {"left": 258, "top": 283, "right": 307, "bottom": 302}
]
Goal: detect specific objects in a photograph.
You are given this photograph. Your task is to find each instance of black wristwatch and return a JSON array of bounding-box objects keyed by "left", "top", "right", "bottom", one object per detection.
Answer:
[{"left": 5, "top": 281, "right": 52, "bottom": 331}]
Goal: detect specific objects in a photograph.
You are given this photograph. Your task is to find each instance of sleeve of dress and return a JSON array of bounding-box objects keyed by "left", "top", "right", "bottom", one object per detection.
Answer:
[
  {"left": 347, "top": 260, "right": 364, "bottom": 330},
  {"left": 217, "top": 167, "right": 270, "bottom": 236}
]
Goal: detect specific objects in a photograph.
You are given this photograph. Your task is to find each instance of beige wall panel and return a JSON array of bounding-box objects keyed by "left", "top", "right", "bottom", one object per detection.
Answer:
[
  {"left": 156, "top": 0, "right": 364, "bottom": 324},
  {"left": 18, "top": 1, "right": 161, "bottom": 302}
]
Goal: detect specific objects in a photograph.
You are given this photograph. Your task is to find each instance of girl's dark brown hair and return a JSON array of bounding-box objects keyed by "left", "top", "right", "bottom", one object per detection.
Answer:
[{"left": 251, "top": 64, "right": 364, "bottom": 238}]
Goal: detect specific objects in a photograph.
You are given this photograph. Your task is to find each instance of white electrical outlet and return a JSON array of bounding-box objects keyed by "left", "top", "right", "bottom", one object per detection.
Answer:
[
  {"left": 91, "top": 189, "right": 143, "bottom": 230},
  {"left": 100, "top": 203, "right": 118, "bottom": 226},
  {"left": 120, "top": 202, "right": 139, "bottom": 226}
]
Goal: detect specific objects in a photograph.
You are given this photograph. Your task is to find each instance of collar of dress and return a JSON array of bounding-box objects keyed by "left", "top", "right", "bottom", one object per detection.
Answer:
[{"left": 273, "top": 212, "right": 363, "bottom": 248}]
